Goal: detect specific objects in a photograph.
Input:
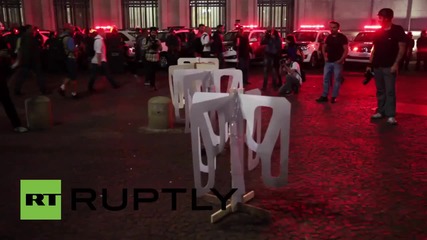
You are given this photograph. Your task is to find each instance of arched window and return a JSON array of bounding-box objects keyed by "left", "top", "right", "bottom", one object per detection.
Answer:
[
  {"left": 0, "top": 0, "right": 24, "bottom": 29},
  {"left": 54, "top": 0, "right": 90, "bottom": 30},
  {"left": 258, "top": 0, "right": 294, "bottom": 35},
  {"left": 189, "top": 0, "right": 226, "bottom": 29},
  {"left": 122, "top": 0, "right": 158, "bottom": 29}
]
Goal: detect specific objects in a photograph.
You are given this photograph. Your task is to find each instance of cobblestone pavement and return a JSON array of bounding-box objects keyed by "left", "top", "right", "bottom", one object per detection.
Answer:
[{"left": 0, "top": 64, "right": 426, "bottom": 240}]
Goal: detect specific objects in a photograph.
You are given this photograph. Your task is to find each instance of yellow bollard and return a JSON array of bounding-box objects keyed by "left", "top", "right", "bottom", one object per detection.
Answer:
[
  {"left": 148, "top": 96, "right": 173, "bottom": 129},
  {"left": 25, "top": 96, "right": 53, "bottom": 130}
]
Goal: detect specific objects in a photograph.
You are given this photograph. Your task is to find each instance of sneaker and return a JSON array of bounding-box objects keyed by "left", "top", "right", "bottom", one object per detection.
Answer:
[
  {"left": 371, "top": 113, "right": 383, "bottom": 119},
  {"left": 144, "top": 82, "right": 150, "bottom": 86},
  {"left": 331, "top": 97, "right": 337, "bottom": 103},
  {"left": 316, "top": 96, "right": 328, "bottom": 102},
  {"left": 387, "top": 117, "right": 397, "bottom": 125},
  {"left": 14, "top": 126, "right": 28, "bottom": 133}
]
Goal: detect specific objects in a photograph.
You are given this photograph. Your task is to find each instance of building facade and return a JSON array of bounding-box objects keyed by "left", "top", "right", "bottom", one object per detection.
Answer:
[{"left": 1, "top": 0, "right": 426, "bottom": 34}]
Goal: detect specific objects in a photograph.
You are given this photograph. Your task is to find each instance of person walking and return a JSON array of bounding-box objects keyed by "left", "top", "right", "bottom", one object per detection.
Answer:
[
  {"left": 87, "top": 28, "right": 120, "bottom": 93},
  {"left": 367, "top": 8, "right": 407, "bottom": 125},
  {"left": 316, "top": 21, "right": 348, "bottom": 103},
  {"left": 0, "top": 32, "right": 28, "bottom": 133},
  {"left": 58, "top": 23, "right": 79, "bottom": 98},
  {"left": 13, "top": 25, "right": 49, "bottom": 95}
]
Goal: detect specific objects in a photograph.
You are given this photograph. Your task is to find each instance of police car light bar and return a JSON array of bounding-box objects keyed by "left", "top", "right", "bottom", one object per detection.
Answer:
[
  {"left": 94, "top": 25, "right": 115, "bottom": 32},
  {"left": 364, "top": 25, "right": 381, "bottom": 30},
  {"left": 300, "top": 25, "right": 325, "bottom": 29},
  {"left": 235, "top": 24, "right": 258, "bottom": 29}
]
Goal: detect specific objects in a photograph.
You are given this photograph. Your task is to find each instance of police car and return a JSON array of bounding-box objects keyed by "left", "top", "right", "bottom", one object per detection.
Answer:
[
  {"left": 345, "top": 25, "right": 379, "bottom": 63},
  {"left": 291, "top": 25, "right": 330, "bottom": 67},
  {"left": 223, "top": 25, "right": 285, "bottom": 63}
]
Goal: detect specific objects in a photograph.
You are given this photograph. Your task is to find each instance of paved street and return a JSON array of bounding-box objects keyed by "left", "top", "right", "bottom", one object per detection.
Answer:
[{"left": 0, "top": 63, "right": 426, "bottom": 240}]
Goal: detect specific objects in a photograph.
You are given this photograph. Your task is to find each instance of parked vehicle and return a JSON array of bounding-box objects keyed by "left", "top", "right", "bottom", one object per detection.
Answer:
[{"left": 291, "top": 25, "right": 330, "bottom": 67}]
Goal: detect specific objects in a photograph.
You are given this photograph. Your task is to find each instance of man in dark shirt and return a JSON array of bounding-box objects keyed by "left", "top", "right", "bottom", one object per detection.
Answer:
[
  {"left": 211, "top": 25, "right": 225, "bottom": 68},
  {"left": 13, "top": 25, "right": 48, "bottom": 95},
  {"left": 165, "top": 29, "right": 181, "bottom": 66},
  {"left": 236, "top": 27, "right": 252, "bottom": 85},
  {"left": 316, "top": 21, "right": 348, "bottom": 103},
  {"left": 367, "top": 8, "right": 406, "bottom": 125}
]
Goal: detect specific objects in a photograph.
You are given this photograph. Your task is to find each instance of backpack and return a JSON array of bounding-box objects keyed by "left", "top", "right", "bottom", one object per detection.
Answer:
[
  {"left": 291, "top": 61, "right": 306, "bottom": 82},
  {"left": 193, "top": 37, "right": 203, "bottom": 54},
  {"left": 51, "top": 35, "right": 68, "bottom": 61},
  {"left": 86, "top": 37, "right": 96, "bottom": 58}
]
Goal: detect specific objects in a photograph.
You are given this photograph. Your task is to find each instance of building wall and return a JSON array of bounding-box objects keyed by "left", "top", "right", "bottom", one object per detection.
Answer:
[{"left": 18, "top": 0, "right": 427, "bottom": 32}]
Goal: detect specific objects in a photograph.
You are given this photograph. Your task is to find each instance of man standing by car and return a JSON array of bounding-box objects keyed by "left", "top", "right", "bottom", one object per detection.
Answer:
[
  {"left": 367, "top": 8, "right": 406, "bottom": 125},
  {"left": 211, "top": 25, "right": 225, "bottom": 68},
  {"left": 165, "top": 29, "right": 181, "bottom": 66},
  {"left": 316, "top": 21, "right": 348, "bottom": 104}
]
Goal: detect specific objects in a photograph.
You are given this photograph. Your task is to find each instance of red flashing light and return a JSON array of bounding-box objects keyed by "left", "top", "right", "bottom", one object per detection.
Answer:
[
  {"left": 235, "top": 24, "right": 258, "bottom": 29},
  {"left": 364, "top": 25, "right": 381, "bottom": 30},
  {"left": 242, "top": 24, "right": 258, "bottom": 28},
  {"left": 353, "top": 47, "right": 359, "bottom": 51},
  {"left": 95, "top": 25, "right": 115, "bottom": 32},
  {"left": 300, "top": 25, "right": 325, "bottom": 29}
]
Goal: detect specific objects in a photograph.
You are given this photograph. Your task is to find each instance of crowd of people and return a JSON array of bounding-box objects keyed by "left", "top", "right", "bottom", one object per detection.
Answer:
[{"left": 1, "top": 8, "right": 425, "bottom": 132}]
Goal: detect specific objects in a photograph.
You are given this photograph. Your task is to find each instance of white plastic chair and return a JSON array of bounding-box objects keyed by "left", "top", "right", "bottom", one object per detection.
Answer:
[{"left": 211, "top": 69, "right": 244, "bottom": 93}]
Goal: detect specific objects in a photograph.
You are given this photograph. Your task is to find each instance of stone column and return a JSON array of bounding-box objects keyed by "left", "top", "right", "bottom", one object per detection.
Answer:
[
  {"left": 22, "top": 0, "right": 43, "bottom": 28},
  {"left": 158, "top": 0, "right": 181, "bottom": 29},
  {"left": 247, "top": 0, "right": 257, "bottom": 26},
  {"left": 41, "top": 0, "right": 58, "bottom": 30},
  {"left": 91, "top": 0, "right": 122, "bottom": 28},
  {"left": 178, "top": 0, "right": 190, "bottom": 27},
  {"left": 109, "top": 0, "right": 123, "bottom": 29}
]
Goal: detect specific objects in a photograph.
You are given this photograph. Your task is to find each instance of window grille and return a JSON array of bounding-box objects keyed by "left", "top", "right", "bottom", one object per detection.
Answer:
[
  {"left": 54, "top": 0, "right": 90, "bottom": 30},
  {"left": 189, "top": 0, "right": 226, "bottom": 29},
  {"left": 0, "top": 0, "right": 23, "bottom": 29},
  {"left": 258, "top": 0, "right": 294, "bottom": 35},
  {"left": 122, "top": 0, "right": 158, "bottom": 29}
]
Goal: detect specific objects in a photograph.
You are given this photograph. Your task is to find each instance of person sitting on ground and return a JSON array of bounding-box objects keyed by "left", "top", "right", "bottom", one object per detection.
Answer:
[{"left": 278, "top": 56, "right": 303, "bottom": 95}]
